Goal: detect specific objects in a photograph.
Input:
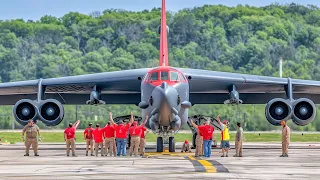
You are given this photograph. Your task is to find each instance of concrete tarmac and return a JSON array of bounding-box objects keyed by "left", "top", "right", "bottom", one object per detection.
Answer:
[{"left": 0, "top": 143, "right": 320, "bottom": 180}]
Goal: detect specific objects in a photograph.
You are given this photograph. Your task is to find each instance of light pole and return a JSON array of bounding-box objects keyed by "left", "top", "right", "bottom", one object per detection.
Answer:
[{"left": 279, "top": 57, "right": 283, "bottom": 78}]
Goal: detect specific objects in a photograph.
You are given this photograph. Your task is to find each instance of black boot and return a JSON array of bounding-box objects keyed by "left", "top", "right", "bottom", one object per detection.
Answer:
[{"left": 24, "top": 154, "right": 29, "bottom": 156}]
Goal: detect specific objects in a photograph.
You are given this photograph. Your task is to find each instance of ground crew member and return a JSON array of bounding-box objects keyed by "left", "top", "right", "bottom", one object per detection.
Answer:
[
  {"left": 181, "top": 140, "right": 191, "bottom": 152},
  {"left": 64, "top": 120, "right": 80, "bottom": 157},
  {"left": 280, "top": 120, "right": 290, "bottom": 157},
  {"left": 84, "top": 123, "right": 94, "bottom": 156},
  {"left": 129, "top": 115, "right": 148, "bottom": 156},
  {"left": 103, "top": 122, "right": 116, "bottom": 156},
  {"left": 22, "top": 120, "right": 41, "bottom": 156},
  {"left": 217, "top": 115, "right": 230, "bottom": 157},
  {"left": 139, "top": 126, "right": 149, "bottom": 156},
  {"left": 93, "top": 124, "right": 104, "bottom": 156},
  {"left": 109, "top": 112, "right": 134, "bottom": 156},
  {"left": 195, "top": 129, "right": 203, "bottom": 157},
  {"left": 129, "top": 121, "right": 141, "bottom": 156},
  {"left": 64, "top": 123, "right": 75, "bottom": 156},
  {"left": 234, "top": 122, "right": 243, "bottom": 157},
  {"left": 190, "top": 118, "right": 215, "bottom": 157}
]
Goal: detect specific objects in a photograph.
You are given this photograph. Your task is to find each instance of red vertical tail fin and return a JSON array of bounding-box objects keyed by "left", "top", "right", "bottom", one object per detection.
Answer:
[{"left": 159, "top": 0, "right": 169, "bottom": 66}]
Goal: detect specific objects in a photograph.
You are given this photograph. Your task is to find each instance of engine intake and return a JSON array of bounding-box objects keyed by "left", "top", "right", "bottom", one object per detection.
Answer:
[
  {"left": 265, "top": 98, "right": 291, "bottom": 126},
  {"left": 292, "top": 98, "right": 316, "bottom": 126},
  {"left": 13, "top": 99, "right": 38, "bottom": 126},
  {"left": 39, "top": 99, "right": 64, "bottom": 126}
]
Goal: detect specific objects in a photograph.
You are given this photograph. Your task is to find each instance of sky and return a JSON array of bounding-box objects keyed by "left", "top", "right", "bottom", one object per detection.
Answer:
[{"left": 0, "top": 0, "right": 320, "bottom": 21}]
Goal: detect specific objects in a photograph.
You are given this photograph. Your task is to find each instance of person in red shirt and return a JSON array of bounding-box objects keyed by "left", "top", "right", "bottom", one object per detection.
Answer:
[
  {"left": 64, "top": 120, "right": 80, "bottom": 157},
  {"left": 103, "top": 122, "right": 116, "bottom": 156},
  {"left": 129, "top": 115, "right": 148, "bottom": 156},
  {"left": 92, "top": 124, "right": 104, "bottom": 156},
  {"left": 109, "top": 112, "right": 134, "bottom": 156},
  {"left": 139, "top": 125, "right": 149, "bottom": 156},
  {"left": 83, "top": 123, "right": 94, "bottom": 156},
  {"left": 190, "top": 117, "right": 215, "bottom": 157}
]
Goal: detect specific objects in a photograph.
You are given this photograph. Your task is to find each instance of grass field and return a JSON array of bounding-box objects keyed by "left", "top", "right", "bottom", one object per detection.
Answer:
[{"left": 1, "top": 132, "right": 320, "bottom": 144}]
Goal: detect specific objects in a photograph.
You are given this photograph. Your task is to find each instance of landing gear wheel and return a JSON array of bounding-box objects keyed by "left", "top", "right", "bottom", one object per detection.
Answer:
[
  {"left": 169, "top": 137, "right": 175, "bottom": 152},
  {"left": 157, "top": 137, "right": 163, "bottom": 152},
  {"left": 191, "top": 133, "right": 197, "bottom": 149}
]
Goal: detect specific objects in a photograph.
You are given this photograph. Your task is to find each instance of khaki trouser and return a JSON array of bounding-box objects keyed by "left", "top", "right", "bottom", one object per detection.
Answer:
[
  {"left": 129, "top": 136, "right": 140, "bottom": 156},
  {"left": 235, "top": 140, "right": 243, "bottom": 157},
  {"left": 66, "top": 138, "right": 75, "bottom": 155},
  {"left": 95, "top": 142, "right": 104, "bottom": 156},
  {"left": 182, "top": 143, "right": 191, "bottom": 152},
  {"left": 139, "top": 138, "right": 146, "bottom": 155},
  {"left": 282, "top": 141, "right": 289, "bottom": 155},
  {"left": 25, "top": 138, "right": 38, "bottom": 155},
  {"left": 86, "top": 139, "right": 94, "bottom": 154},
  {"left": 104, "top": 137, "right": 115, "bottom": 156},
  {"left": 195, "top": 135, "right": 203, "bottom": 156}
]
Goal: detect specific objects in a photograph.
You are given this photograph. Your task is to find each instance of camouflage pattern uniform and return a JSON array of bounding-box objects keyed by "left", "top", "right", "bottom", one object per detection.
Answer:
[
  {"left": 235, "top": 127, "right": 243, "bottom": 157},
  {"left": 22, "top": 124, "right": 40, "bottom": 156},
  {"left": 282, "top": 125, "right": 290, "bottom": 157},
  {"left": 195, "top": 132, "right": 203, "bottom": 156},
  {"left": 181, "top": 142, "right": 191, "bottom": 152}
]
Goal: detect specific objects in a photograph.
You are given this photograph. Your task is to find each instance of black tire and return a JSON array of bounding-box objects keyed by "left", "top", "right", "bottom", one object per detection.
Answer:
[
  {"left": 157, "top": 137, "right": 163, "bottom": 152},
  {"left": 191, "top": 133, "right": 197, "bottom": 149},
  {"left": 127, "top": 135, "right": 131, "bottom": 148},
  {"left": 169, "top": 137, "right": 175, "bottom": 152}
]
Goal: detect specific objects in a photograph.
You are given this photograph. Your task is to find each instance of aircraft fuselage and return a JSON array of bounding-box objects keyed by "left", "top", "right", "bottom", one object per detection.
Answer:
[{"left": 140, "top": 66, "right": 191, "bottom": 135}]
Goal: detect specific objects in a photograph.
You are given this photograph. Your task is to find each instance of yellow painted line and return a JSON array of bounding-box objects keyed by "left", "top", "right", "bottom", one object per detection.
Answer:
[
  {"left": 198, "top": 160, "right": 217, "bottom": 173},
  {"left": 188, "top": 156, "right": 196, "bottom": 160}
]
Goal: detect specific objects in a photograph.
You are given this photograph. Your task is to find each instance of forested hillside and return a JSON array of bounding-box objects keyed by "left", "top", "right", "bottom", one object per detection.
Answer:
[{"left": 1, "top": 3, "right": 320, "bottom": 131}]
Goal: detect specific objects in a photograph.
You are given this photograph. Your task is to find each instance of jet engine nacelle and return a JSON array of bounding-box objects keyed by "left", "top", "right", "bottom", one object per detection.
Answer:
[
  {"left": 265, "top": 98, "right": 292, "bottom": 126},
  {"left": 292, "top": 98, "right": 316, "bottom": 126},
  {"left": 38, "top": 99, "right": 64, "bottom": 126},
  {"left": 13, "top": 99, "right": 38, "bottom": 126}
]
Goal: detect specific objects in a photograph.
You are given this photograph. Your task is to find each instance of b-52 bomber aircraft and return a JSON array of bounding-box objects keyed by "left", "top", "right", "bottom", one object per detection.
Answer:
[{"left": 2, "top": 0, "right": 320, "bottom": 152}]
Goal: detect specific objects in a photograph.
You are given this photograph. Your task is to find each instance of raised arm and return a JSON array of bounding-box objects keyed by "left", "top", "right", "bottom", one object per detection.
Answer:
[
  {"left": 216, "top": 115, "right": 221, "bottom": 124},
  {"left": 141, "top": 115, "right": 149, "bottom": 127},
  {"left": 190, "top": 119, "right": 198, "bottom": 129},
  {"left": 109, "top": 112, "right": 115, "bottom": 125},
  {"left": 128, "top": 112, "right": 134, "bottom": 126},
  {"left": 73, "top": 120, "right": 80, "bottom": 129}
]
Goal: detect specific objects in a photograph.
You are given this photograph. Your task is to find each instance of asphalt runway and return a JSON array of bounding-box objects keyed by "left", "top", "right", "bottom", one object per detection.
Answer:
[{"left": 0, "top": 143, "right": 320, "bottom": 180}]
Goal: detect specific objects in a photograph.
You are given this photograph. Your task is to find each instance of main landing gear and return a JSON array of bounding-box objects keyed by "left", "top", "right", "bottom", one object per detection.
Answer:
[{"left": 156, "top": 136, "right": 175, "bottom": 152}]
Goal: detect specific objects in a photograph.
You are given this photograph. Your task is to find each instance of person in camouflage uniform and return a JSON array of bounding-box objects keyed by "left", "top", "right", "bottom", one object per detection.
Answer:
[{"left": 21, "top": 120, "right": 41, "bottom": 156}]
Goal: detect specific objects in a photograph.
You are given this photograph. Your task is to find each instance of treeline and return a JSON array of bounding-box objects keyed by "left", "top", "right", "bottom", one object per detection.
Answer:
[{"left": 1, "top": 3, "right": 320, "bottom": 130}]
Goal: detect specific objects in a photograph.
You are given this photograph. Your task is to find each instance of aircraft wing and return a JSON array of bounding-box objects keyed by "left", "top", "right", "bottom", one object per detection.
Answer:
[
  {"left": 0, "top": 68, "right": 150, "bottom": 105},
  {"left": 179, "top": 68, "right": 320, "bottom": 104}
]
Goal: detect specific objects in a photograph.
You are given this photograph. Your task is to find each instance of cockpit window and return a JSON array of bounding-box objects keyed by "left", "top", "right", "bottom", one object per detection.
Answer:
[
  {"left": 161, "top": 71, "right": 169, "bottom": 80},
  {"left": 150, "top": 72, "right": 158, "bottom": 80},
  {"left": 170, "top": 72, "right": 179, "bottom": 81}
]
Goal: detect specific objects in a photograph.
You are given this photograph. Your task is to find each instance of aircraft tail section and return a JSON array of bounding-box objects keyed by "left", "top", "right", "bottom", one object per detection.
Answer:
[{"left": 159, "top": 0, "right": 169, "bottom": 66}]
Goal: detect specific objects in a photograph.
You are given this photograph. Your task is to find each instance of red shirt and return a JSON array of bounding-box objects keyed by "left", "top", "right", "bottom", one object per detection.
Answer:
[
  {"left": 64, "top": 127, "right": 75, "bottom": 139},
  {"left": 129, "top": 125, "right": 142, "bottom": 136},
  {"left": 198, "top": 125, "right": 214, "bottom": 140},
  {"left": 140, "top": 126, "right": 147, "bottom": 138},
  {"left": 93, "top": 128, "right": 104, "bottom": 143},
  {"left": 103, "top": 125, "right": 115, "bottom": 138},
  {"left": 84, "top": 127, "right": 94, "bottom": 139},
  {"left": 115, "top": 124, "right": 130, "bottom": 139}
]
